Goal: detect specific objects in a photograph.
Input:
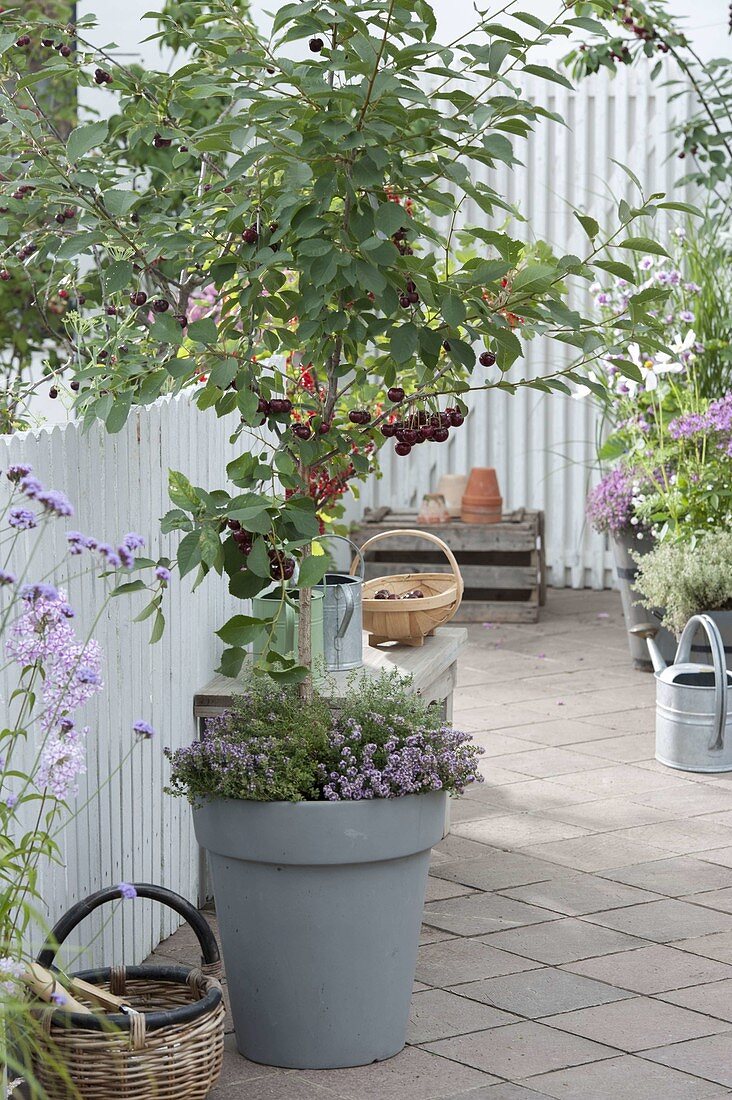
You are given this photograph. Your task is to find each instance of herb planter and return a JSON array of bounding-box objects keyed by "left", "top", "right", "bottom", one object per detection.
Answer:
[{"left": 193, "top": 790, "right": 446, "bottom": 1069}]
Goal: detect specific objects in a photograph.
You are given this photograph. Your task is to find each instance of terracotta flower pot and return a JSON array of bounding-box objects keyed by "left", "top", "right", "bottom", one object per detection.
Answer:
[{"left": 461, "top": 467, "right": 502, "bottom": 524}]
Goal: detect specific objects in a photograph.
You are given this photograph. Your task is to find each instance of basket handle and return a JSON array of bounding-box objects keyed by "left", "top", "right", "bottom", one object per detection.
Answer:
[
  {"left": 36, "top": 883, "right": 220, "bottom": 972},
  {"left": 352, "top": 528, "right": 464, "bottom": 599}
]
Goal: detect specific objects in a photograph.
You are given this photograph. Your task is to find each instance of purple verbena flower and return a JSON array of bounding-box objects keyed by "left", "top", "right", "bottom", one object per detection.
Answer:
[
  {"left": 8, "top": 508, "right": 37, "bottom": 530},
  {"left": 0, "top": 570, "right": 16, "bottom": 586},
  {"left": 37, "top": 489, "right": 73, "bottom": 517},
  {"left": 133, "top": 720, "right": 155, "bottom": 739},
  {"left": 118, "top": 882, "right": 137, "bottom": 900},
  {"left": 5, "top": 463, "right": 32, "bottom": 483},
  {"left": 155, "top": 566, "right": 171, "bottom": 583},
  {"left": 122, "top": 533, "right": 145, "bottom": 551}
]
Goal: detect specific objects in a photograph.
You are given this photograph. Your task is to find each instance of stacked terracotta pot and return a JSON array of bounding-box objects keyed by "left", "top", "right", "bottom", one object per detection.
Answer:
[{"left": 460, "top": 467, "right": 502, "bottom": 524}]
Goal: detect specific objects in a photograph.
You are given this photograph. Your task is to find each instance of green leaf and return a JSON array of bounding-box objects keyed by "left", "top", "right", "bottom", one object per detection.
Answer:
[
  {"left": 169, "top": 470, "right": 200, "bottom": 511},
  {"left": 619, "top": 237, "right": 670, "bottom": 258},
  {"left": 150, "top": 609, "right": 166, "bottom": 645},
  {"left": 657, "top": 201, "right": 703, "bottom": 217},
  {"left": 374, "top": 202, "right": 411, "bottom": 237},
  {"left": 442, "top": 294, "right": 466, "bottom": 327},
  {"left": 200, "top": 527, "right": 224, "bottom": 571},
  {"left": 594, "top": 259, "right": 637, "bottom": 283},
  {"left": 102, "top": 189, "right": 139, "bottom": 217},
  {"left": 217, "top": 614, "right": 268, "bottom": 646},
  {"left": 390, "top": 322, "right": 419, "bottom": 364},
  {"left": 106, "top": 392, "right": 133, "bottom": 434},
  {"left": 187, "top": 318, "right": 218, "bottom": 344},
  {"left": 574, "top": 212, "right": 599, "bottom": 240},
  {"left": 151, "top": 312, "right": 184, "bottom": 345},
  {"left": 297, "top": 554, "right": 329, "bottom": 589},
  {"left": 177, "top": 530, "right": 202, "bottom": 577},
  {"left": 67, "top": 121, "right": 109, "bottom": 161},
  {"left": 217, "top": 646, "right": 246, "bottom": 678},
  {"left": 522, "top": 64, "right": 573, "bottom": 90},
  {"left": 104, "top": 260, "right": 133, "bottom": 295},
  {"left": 512, "top": 263, "right": 556, "bottom": 295},
  {"left": 111, "top": 580, "right": 147, "bottom": 596}
]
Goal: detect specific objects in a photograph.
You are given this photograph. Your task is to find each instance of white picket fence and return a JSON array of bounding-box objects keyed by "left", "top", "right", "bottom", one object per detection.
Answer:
[
  {"left": 353, "top": 62, "right": 693, "bottom": 589},
  {"left": 1, "top": 397, "right": 239, "bottom": 967}
]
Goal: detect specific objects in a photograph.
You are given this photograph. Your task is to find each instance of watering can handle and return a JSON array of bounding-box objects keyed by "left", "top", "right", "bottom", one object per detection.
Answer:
[
  {"left": 335, "top": 582, "right": 355, "bottom": 640},
  {"left": 314, "top": 534, "right": 366, "bottom": 580},
  {"left": 676, "top": 614, "right": 728, "bottom": 753}
]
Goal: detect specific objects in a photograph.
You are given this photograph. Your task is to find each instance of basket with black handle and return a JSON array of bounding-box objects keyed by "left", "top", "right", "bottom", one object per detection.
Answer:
[{"left": 33, "top": 883, "right": 225, "bottom": 1099}]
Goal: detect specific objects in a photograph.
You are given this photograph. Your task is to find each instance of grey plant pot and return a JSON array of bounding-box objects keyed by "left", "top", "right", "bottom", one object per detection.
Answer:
[
  {"left": 612, "top": 532, "right": 676, "bottom": 671},
  {"left": 193, "top": 790, "right": 447, "bottom": 1069},
  {"left": 689, "top": 610, "right": 732, "bottom": 665}
]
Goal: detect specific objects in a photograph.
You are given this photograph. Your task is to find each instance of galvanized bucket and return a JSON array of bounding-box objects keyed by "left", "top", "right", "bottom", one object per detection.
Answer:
[
  {"left": 653, "top": 614, "right": 732, "bottom": 773},
  {"left": 316, "top": 537, "right": 365, "bottom": 672}
]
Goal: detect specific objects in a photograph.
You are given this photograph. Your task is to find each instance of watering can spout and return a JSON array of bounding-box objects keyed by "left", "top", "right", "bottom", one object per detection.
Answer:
[{"left": 629, "top": 623, "right": 667, "bottom": 674}]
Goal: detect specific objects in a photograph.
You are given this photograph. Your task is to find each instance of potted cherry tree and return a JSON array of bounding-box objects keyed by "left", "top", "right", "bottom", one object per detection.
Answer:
[{"left": 0, "top": 0, "right": 674, "bottom": 1069}]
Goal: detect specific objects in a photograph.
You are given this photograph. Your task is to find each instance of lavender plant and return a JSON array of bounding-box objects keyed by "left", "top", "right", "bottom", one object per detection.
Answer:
[
  {"left": 166, "top": 670, "right": 482, "bottom": 805},
  {"left": 0, "top": 464, "right": 168, "bottom": 1096}
]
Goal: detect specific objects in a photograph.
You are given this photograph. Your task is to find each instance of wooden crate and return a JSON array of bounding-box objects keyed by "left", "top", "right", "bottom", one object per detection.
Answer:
[{"left": 351, "top": 509, "right": 546, "bottom": 623}]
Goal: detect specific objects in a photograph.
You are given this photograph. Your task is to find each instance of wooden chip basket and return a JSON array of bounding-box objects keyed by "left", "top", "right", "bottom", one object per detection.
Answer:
[
  {"left": 34, "top": 884, "right": 225, "bottom": 1100},
  {"left": 352, "top": 528, "right": 464, "bottom": 647}
]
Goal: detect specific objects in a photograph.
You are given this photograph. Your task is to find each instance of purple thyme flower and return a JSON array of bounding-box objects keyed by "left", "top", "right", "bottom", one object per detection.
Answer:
[
  {"left": 133, "top": 720, "right": 155, "bottom": 739},
  {"left": 118, "top": 882, "right": 137, "bottom": 900},
  {"left": 5, "top": 463, "right": 32, "bottom": 483},
  {"left": 8, "top": 508, "right": 37, "bottom": 530},
  {"left": 155, "top": 566, "right": 171, "bottom": 583},
  {"left": 50, "top": 991, "right": 67, "bottom": 1006},
  {"left": 679, "top": 309, "right": 695, "bottom": 324},
  {"left": 5, "top": 793, "right": 17, "bottom": 809}
]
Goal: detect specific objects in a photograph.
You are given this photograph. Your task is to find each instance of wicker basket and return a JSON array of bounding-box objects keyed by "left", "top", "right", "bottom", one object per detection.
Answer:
[
  {"left": 351, "top": 528, "right": 464, "bottom": 647},
  {"left": 34, "top": 884, "right": 225, "bottom": 1100}
]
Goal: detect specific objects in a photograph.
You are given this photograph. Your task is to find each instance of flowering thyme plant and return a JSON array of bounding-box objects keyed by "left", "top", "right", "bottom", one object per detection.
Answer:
[
  {"left": 166, "top": 671, "right": 481, "bottom": 805},
  {"left": 0, "top": 464, "right": 167, "bottom": 1094}
]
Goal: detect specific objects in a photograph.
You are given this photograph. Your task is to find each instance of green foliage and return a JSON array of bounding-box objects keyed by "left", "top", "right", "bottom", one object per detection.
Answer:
[
  {"left": 633, "top": 530, "right": 732, "bottom": 634},
  {"left": 566, "top": 1, "right": 732, "bottom": 217},
  {"left": 0, "top": 0, "right": 674, "bottom": 675}
]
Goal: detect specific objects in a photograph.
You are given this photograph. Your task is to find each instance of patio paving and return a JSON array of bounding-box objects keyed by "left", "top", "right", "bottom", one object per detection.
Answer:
[{"left": 150, "top": 589, "right": 732, "bottom": 1098}]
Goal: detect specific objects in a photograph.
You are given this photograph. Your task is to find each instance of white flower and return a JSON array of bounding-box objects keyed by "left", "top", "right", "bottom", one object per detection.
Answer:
[
  {"left": 639, "top": 256, "right": 655, "bottom": 270},
  {"left": 627, "top": 342, "right": 682, "bottom": 392}
]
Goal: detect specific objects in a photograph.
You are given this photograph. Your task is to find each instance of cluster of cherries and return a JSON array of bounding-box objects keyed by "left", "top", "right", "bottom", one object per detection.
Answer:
[
  {"left": 399, "top": 280, "right": 420, "bottom": 309},
  {"left": 227, "top": 519, "right": 295, "bottom": 581},
  {"left": 373, "top": 587, "right": 424, "bottom": 601},
  {"left": 379, "top": 386, "right": 467, "bottom": 458},
  {"left": 16, "top": 36, "right": 72, "bottom": 57},
  {"left": 94, "top": 67, "right": 113, "bottom": 85}
]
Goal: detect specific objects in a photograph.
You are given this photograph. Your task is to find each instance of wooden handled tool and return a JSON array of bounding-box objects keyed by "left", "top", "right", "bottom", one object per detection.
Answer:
[{"left": 23, "top": 963, "right": 91, "bottom": 1014}]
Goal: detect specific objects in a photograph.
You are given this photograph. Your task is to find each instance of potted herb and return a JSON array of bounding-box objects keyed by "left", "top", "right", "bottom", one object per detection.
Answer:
[
  {"left": 166, "top": 671, "right": 481, "bottom": 1069},
  {"left": 634, "top": 531, "right": 732, "bottom": 663}
]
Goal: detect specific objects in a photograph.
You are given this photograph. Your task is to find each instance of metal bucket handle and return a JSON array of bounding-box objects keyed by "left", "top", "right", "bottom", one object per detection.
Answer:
[
  {"left": 676, "top": 614, "right": 729, "bottom": 753},
  {"left": 315, "top": 534, "right": 366, "bottom": 581}
]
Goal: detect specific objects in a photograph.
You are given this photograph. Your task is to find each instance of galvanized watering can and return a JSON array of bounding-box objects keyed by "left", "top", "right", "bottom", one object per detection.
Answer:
[
  {"left": 632, "top": 615, "right": 732, "bottom": 773},
  {"left": 315, "top": 536, "right": 365, "bottom": 673}
]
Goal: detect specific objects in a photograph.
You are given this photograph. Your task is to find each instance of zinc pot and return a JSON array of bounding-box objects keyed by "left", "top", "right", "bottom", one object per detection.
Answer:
[
  {"left": 193, "top": 790, "right": 447, "bottom": 1069},
  {"left": 612, "top": 532, "right": 675, "bottom": 671}
]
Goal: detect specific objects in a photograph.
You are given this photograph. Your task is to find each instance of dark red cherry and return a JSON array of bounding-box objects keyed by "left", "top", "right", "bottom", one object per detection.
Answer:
[
  {"left": 479, "top": 350, "right": 496, "bottom": 367},
  {"left": 380, "top": 423, "right": 397, "bottom": 438},
  {"left": 394, "top": 442, "right": 412, "bottom": 457},
  {"left": 292, "top": 423, "right": 312, "bottom": 440},
  {"left": 387, "top": 386, "right": 404, "bottom": 403}
]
